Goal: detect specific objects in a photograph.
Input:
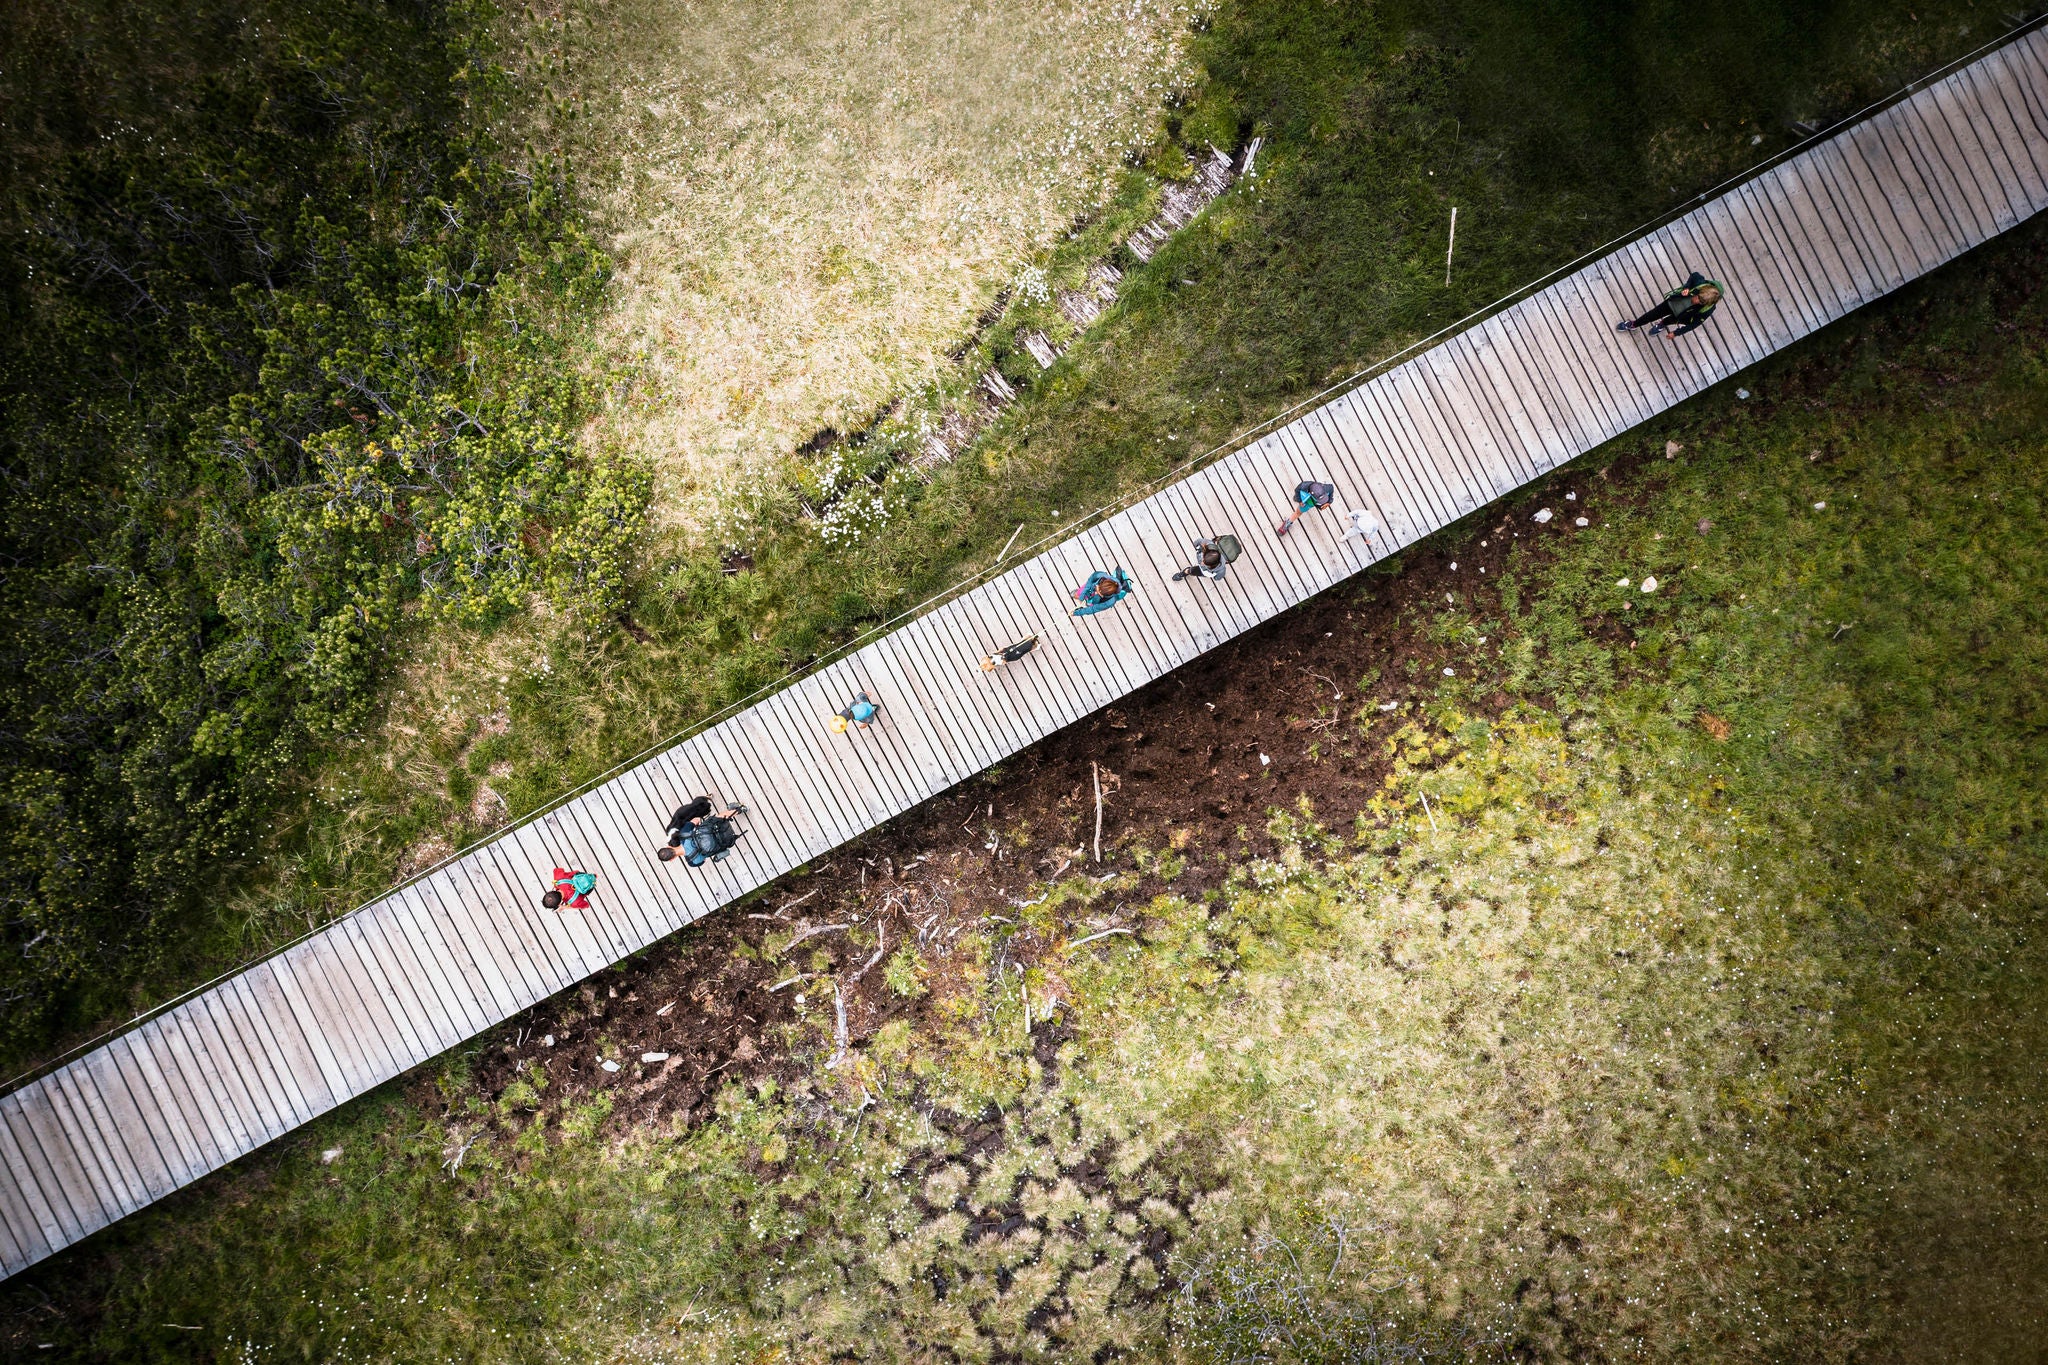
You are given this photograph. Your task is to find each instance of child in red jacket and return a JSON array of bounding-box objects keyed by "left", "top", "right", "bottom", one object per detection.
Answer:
[{"left": 543, "top": 867, "right": 595, "bottom": 911}]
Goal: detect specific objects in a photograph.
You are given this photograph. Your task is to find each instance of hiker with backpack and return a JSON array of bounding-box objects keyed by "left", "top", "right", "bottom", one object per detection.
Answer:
[
  {"left": 659, "top": 795, "right": 745, "bottom": 862},
  {"left": 1071, "top": 568, "right": 1133, "bottom": 617},
  {"left": 830, "top": 691, "right": 880, "bottom": 734},
  {"left": 657, "top": 804, "right": 748, "bottom": 867},
  {"left": 1277, "top": 480, "right": 1336, "bottom": 536},
  {"left": 980, "top": 636, "right": 1040, "bottom": 671},
  {"left": 1171, "top": 534, "right": 1240, "bottom": 582},
  {"left": 1617, "top": 271, "right": 1724, "bottom": 339},
  {"left": 543, "top": 867, "right": 596, "bottom": 912}
]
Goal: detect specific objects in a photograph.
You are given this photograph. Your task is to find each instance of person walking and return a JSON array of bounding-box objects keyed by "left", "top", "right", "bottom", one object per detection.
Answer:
[
  {"left": 980, "top": 635, "right": 1040, "bottom": 671},
  {"left": 1338, "top": 506, "right": 1385, "bottom": 547},
  {"left": 660, "top": 810, "right": 745, "bottom": 866},
  {"left": 660, "top": 795, "right": 744, "bottom": 859},
  {"left": 1276, "top": 480, "right": 1335, "bottom": 535},
  {"left": 830, "top": 691, "right": 880, "bottom": 734},
  {"left": 543, "top": 867, "right": 596, "bottom": 911},
  {"left": 1171, "top": 534, "right": 1240, "bottom": 582},
  {"left": 1071, "top": 568, "right": 1133, "bottom": 616},
  {"left": 1617, "top": 271, "right": 1724, "bottom": 339}
]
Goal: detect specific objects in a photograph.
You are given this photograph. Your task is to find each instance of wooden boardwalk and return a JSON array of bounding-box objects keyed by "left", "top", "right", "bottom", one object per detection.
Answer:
[{"left": 3, "top": 27, "right": 2045, "bottom": 1279}]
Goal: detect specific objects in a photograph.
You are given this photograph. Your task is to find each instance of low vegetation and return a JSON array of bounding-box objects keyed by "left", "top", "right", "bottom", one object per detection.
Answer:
[
  {"left": 526, "top": 0, "right": 1207, "bottom": 533},
  {"left": 17, "top": 183, "right": 2048, "bottom": 1363},
  {"left": 0, "top": 0, "right": 638, "bottom": 1053}
]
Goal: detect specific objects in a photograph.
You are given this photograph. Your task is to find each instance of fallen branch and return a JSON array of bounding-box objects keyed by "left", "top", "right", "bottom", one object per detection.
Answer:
[
  {"left": 780, "top": 922, "right": 850, "bottom": 953},
  {"left": 767, "top": 973, "right": 811, "bottom": 992},
  {"left": 1092, "top": 761, "right": 1105, "bottom": 863},
  {"left": 827, "top": 983, "right": 851, "bottom": 1069},
  {"left": 850, "top": 926, "right": 889, "bottom": 984},
  {"left": 443, "top": 1130, "right": 480, "bottom": 1173},
  {"left": 1065, "top": 927, "right": 1134, "bottom": 952},
  {"left": 1418, "top": 790, "right": 1439, "bottom": 832}
]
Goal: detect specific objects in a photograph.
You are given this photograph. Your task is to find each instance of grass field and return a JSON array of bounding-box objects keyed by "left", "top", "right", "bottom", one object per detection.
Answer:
[
  {"left": 19, "top": 149, "right": 2048, "bottom": 1362},
  {"left": 516, "top": 0, "right": 1205, "bottom": 536}
]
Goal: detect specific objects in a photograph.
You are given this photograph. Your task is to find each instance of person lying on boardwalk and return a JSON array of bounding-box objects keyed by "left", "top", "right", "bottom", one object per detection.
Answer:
[
  {"left": 1276, "top": 480, "right": 1335, "bottom": 535},
  {"left": 1617, "top": 271, "right": 1723, "bottom": 339},
  {"left": 1072, "top": 568, "right": 1133, "bottom": 616},
  {"left": 659, "top": 809, "right": 746, "bottom": 866},
  {"left": 543, "top": 867, "right": 596, "bottom": 911},
  {"left": 663, "top": 796, "right": 742, "bottom": 853},
  {"left": 980, "top": 636, "right": 1040, "bottom": 671},
  {"left": 830, "top": 691, "right": 880, "bottom": 733},
  {"left": 1171, "top": 534, "right": 1239, "bottom": 582}
]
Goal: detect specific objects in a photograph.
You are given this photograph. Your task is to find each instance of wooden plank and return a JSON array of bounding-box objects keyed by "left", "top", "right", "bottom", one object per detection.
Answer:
[
  {"left": 1785, "top": 147, "right": 1895, "bottom": 304},
  {"left": 1839, "top": 114, "right": 1950, "bottom": 270},
  {"left": 1918, "top": 73, "right": 2026, "bottom": 229},
  {"left": 451, "top": 837, "right": 579, "bottom": 1003},
  {"left": 1381, "top": 362, "right": 1488, "bottom": 517},
  {"left": 274, "top": 933, "right": 392, "bottom": 1088},
  {"left": 220, "top": 968, "right": 320, "bottom": 1124},
  {"left": 2, "top": 1086, "right": 114, "bottom": 1229},
  {"left": 1889, "top": 95, "right": 1998, "bottom": 243},
  {"left": 0, "top": 1101, "right": 74, "bottom": 1253},
  {"left": 41, "top": 1066, "right": 150, "bottom": 1214},
  {"left": 664, "top": 720, "right": 806, "bottom": 887},
  {"left": 574, "top": 773, "right": 698, "bottom": 929},
  {"left": 112, "top": 1026, "right": 219, "bottom": 1175},
  {"left": 1320, "top": 392, "right": 1438, "bottom": 541},
  {"left": 1808, "top": 137, "right": 1921, "bottom": 291},
  {"left": 1418, "top": 341, "right": 1528, "bottom": 493},
  {"left": 1982, "top": 43, "right": 2048, "bottom": 193},
  {"left": 525, "top": 810, "right": 637, "bottom": 959},
  {"left": 489, "top": 822, "right": 611, "bottom": 978},
  {"left": 381, "top": 884, "right": 497, "bottom": 1038},
  {"left": 1218, "top": 438, "right": 1320, "bottom": 604},
  {"left": 157, "top": 1003, "right": 262, "bottom": 1155},
  {"left": 1440, "top": 331, "right": 1554, "bottom": 481},
  {"left": 1770, "top": 157, "right": 1882, "bottom": 315},
  {"left": 409, "top": 871, "right": 526, "bottom": 1021},
  {"left": 0, "top": 1150, "right": 48, "bottom": 1273},
  {"left": 1955, "top": 55, "right": 2048, "bottom": 209},
  {"left": 1519, "top": 284, "right": 1642, "bottom": 442},
  {"left": 76, "top": 1038, "right": 182, "bottom": 1200},
  {"left": 913, "top": 596, "right": 1031, "bottom": 767}
]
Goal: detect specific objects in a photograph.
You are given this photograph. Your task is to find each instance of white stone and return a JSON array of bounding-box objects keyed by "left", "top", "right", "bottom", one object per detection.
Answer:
[
  {"left": 1532, "top": 508, "right": 1553, "bottom": 523},
  {"left": 600, "top": 1059, "right": 621, "bottom": 1073},
  {"left": 641, "top": 1052, "right": 670, "bottom": 1064},
  {"left": 1640, "top": 577, "right": 1659, "bottom": 593}
]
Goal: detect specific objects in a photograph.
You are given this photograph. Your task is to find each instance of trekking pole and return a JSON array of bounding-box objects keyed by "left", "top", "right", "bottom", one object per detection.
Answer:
[{"left": 1445, "top": 207, "right": 1457, "bottom": 287}]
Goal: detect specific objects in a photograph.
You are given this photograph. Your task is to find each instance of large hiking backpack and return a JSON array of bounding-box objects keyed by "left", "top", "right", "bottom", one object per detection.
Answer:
[
  {"left": 692, "top": 815, "right": 740, "bottom": 862},
  {"left": 1214, "top": 534, "right": 1242, "bottom": 563}
]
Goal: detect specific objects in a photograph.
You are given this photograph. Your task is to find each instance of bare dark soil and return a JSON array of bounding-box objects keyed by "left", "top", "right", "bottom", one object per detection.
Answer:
[{"left": 461, "top": 442, "right": 1676, "bottom": 1141}]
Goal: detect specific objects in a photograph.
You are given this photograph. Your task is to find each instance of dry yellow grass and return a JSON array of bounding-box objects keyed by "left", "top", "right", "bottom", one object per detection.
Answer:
[{"left": 529, "top": 0, "right": 1203, "bottom": 537}]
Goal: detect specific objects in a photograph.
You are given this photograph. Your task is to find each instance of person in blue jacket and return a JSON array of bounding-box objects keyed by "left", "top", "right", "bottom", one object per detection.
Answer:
[{"left": 1071, "top": 568, "right": 1132, "bottom": 616}]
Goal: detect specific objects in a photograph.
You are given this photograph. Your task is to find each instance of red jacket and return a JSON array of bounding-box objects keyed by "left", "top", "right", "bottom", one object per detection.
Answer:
[{"left": 551, "top": 867, "right": 592, "bottom": 911}]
